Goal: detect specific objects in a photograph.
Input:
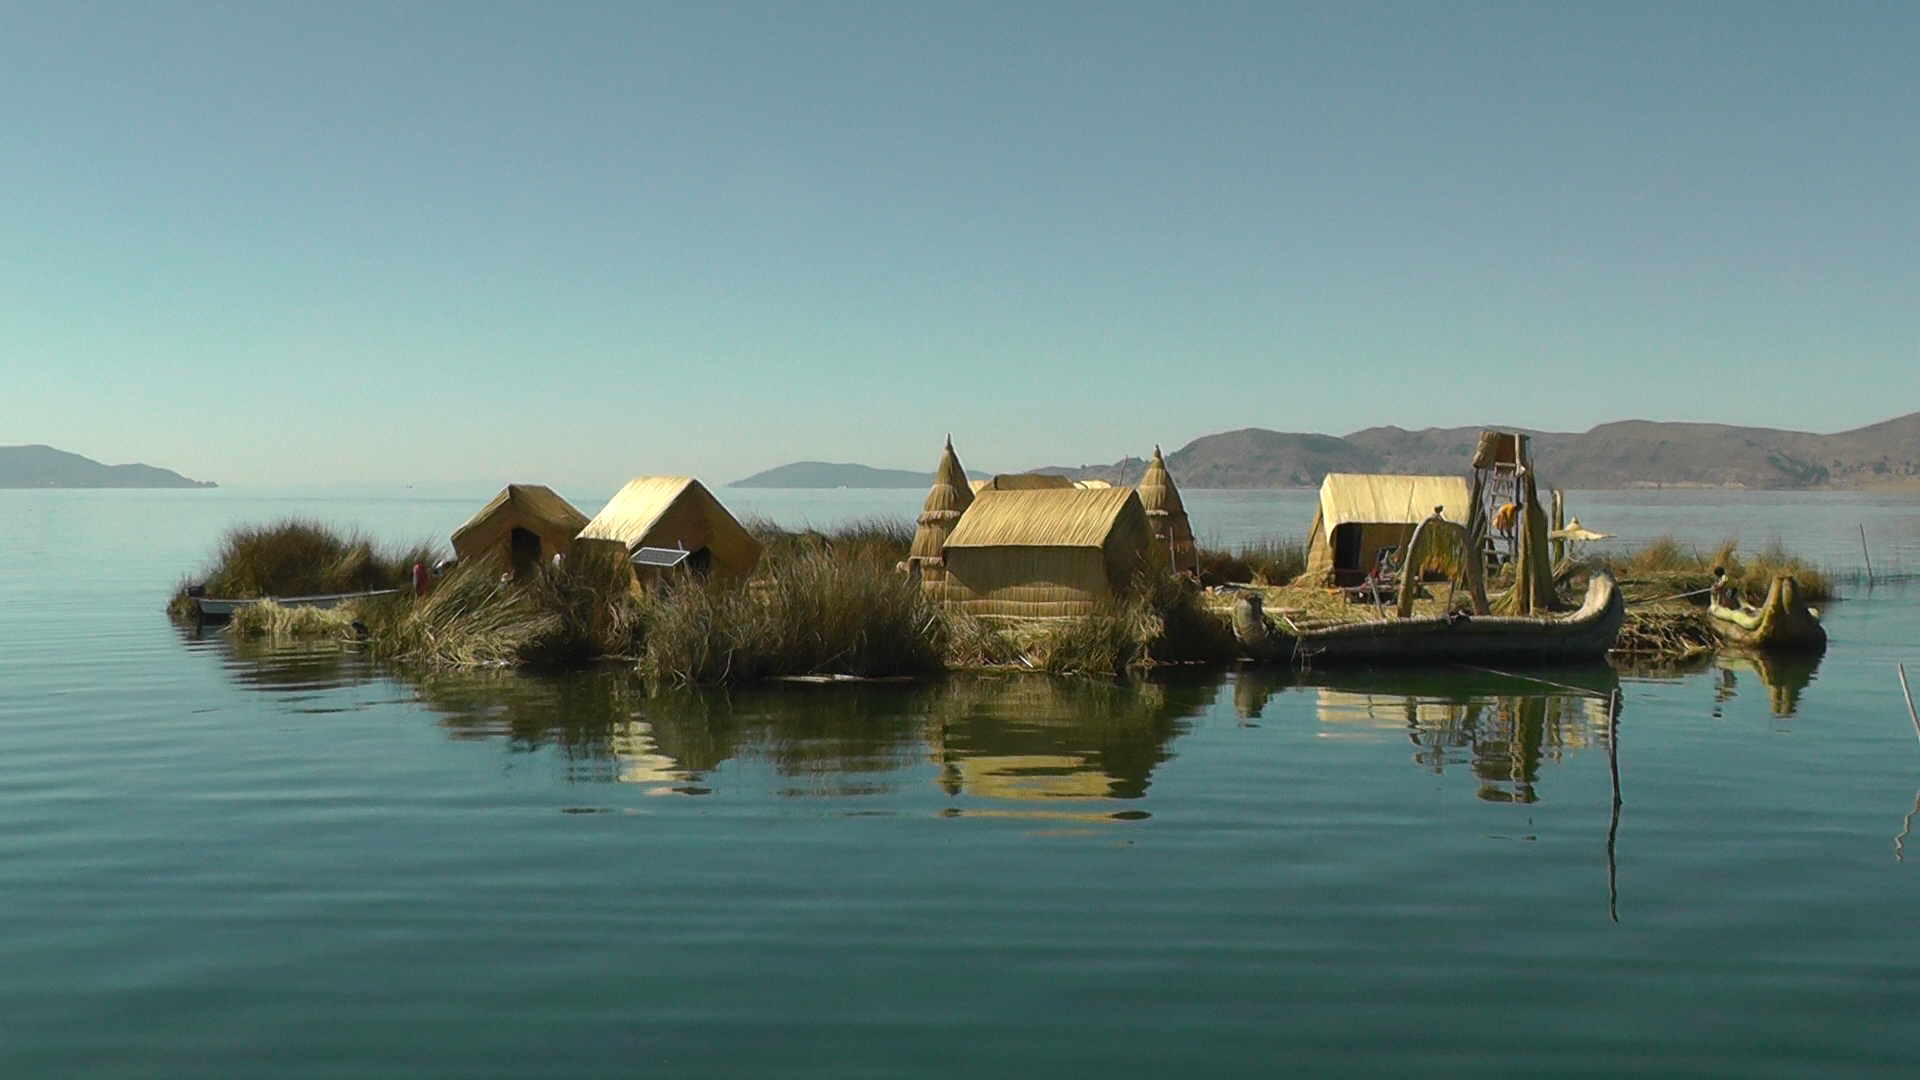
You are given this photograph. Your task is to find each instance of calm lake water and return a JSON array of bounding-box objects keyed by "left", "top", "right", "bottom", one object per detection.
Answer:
[{"left": 4, "top": 485, "right": 1919, "bottom": 1078}]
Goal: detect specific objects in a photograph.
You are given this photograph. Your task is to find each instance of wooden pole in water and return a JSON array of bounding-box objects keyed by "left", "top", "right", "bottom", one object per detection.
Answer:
[
  {"left": 1900, "top": 664, "right": 1919, "bottom": 744},
  {"left": 1860, "top": 524, "right": 1875, "bottom": 587},
  {"left": 1551, "top": 489, "right": 1566, "bottom": 567},
  {"left": 1607, "top": 688, "right": 1622, "bottom": 923}
]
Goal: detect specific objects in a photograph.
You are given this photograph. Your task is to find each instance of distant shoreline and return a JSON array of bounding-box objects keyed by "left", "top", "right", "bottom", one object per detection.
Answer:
[
  {"left": 0, "top": 445, "right": 214, "bottom": 489},
  {"left": 735, "top": 412, "right": 1920, "bottom": 492}
]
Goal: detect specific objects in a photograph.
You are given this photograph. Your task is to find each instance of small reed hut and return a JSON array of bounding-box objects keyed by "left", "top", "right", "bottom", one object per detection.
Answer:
[
  {"left": 576, "top": 476, "right": 762, "bottom": 584},
  {"left": 1136, "top": 445, "right": 1195, "bottom": 572},
  {"left": 906, "top": 436, "right": 973, "bottom": 582},
  {"left": 449, "top": 484, "right": 590, "bottom": 580},
  {"left": 941, "top": 487, "right": 1153, "bottom": 617},
  {"left": 1304, "top": 473, "right": 1472, "bottom": 587},
  {"left": 971, "top": 473, "right": 1076, "bottom": 494}
]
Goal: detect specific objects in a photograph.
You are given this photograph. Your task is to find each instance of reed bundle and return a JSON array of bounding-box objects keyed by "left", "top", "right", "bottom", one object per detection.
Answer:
[
  {"left": 168, "top": 519, "right": 438, "bottom": 619},
  {"left": 1610, "top": 605, "right": 1718, "bottom": 660}
]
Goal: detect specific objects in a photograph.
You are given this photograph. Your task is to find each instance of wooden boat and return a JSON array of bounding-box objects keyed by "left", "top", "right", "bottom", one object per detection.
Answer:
[
  {"left": 194, "top": 589, "right": 398, "bottom": 622},
  {"left": 1709, "top": 574, "right": 1826, "bottom": 652},
  {"left": 1233, "top": 570, "right": 1626, "bottom": 668}
]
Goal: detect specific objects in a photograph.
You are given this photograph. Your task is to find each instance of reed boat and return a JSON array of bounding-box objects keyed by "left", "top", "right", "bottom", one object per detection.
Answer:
[
  {"left": 1708, "top": 574, "right": 1826, "bottom": 652},
  {"left": 1233, "top": 570, "right": 1626, "bottom": 668},
  {"left": 193, "top": 589, "right": 398, "bottom": 622}
]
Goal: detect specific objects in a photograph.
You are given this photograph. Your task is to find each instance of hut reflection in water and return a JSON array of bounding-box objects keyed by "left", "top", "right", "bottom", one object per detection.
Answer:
[
  {"left": 390, "top": 670, "right": 1210, "bottom": 811},
  {"left": 198, "top": 625, "right": 1648, "bottom": 813}
]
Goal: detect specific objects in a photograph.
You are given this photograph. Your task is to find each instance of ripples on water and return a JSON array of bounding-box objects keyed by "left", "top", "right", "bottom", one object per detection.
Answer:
[{"left": 3, "top": 488, "right": 1919, "bottom": 1078}]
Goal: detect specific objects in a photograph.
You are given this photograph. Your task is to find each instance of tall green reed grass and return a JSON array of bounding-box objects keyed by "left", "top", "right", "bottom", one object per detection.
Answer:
[{"left": 168, "top": 519, "right": 438, "bottom": 619}]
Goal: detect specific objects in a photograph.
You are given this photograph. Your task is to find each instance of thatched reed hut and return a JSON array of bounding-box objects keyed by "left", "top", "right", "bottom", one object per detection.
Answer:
[
  {"left": 906, "top": 436, "right": 973, "bottom": 580},
  {"left": 971, "top": 473, "right": 1076, "bottom": 494},
  {"left": 576, "top": 476, "right": 762, "bottom": 583},
  {"left": 1136, "top": 445, "right": 1194, "bottom": 571},
  {"left": 1304, "top": 473, "right": 1472, "bottom": 586},
  {"left": 941, "top": 487, "right": 1152, "bottom": 617},
  {"left": 450, "top": 484, "right": 590, "bottom": 579}
]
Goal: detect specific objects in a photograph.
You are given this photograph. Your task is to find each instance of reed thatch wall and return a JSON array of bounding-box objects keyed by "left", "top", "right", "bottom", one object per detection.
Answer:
[
  {"left": 449, "top": 484, "right": 590, "bottom": 577},
  {"left": 941, "top": 487, "right": 1152, "bottom": 616},
  {"left": 577, "top": 476, "right": 762, "bottom": 579}
]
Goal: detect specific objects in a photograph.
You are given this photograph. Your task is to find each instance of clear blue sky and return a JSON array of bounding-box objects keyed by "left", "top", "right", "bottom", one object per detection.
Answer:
[{"left": 3, "top": 2, "right": 1915, "bottom": 486}]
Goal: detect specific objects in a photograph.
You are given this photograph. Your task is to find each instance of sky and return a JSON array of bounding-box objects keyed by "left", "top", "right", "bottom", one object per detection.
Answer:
[{"left": 2, "top": 2, "right": 1915, "bottom": 487}]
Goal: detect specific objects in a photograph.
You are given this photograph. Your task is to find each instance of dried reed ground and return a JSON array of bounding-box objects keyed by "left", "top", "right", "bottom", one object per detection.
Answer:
[
  {"left": 190, "top": 517, "right": 1231, "bottom": 680},
  {"left": 185, "top": 523, "right": 1818, "bottom": 677}
]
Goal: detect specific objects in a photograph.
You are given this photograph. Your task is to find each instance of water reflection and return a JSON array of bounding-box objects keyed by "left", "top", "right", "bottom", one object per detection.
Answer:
[
  {"left": 179, "top": 624, "right": 380, "bottom": 693},
  {"left": 1714, "top": 651, "right": 1823, "bottom": 717},
  {"left": 925, "top": 675, "right": 1214, "bottom": 805},
  {"left": 196, "top": 620, "right": 1639, "bottom": 811},
  {"left": 395, "top": 668, "right": 1208, "bottom": 810},
  {"left": 1238, "top": 666, "right": 1620, "bottom": 804}
]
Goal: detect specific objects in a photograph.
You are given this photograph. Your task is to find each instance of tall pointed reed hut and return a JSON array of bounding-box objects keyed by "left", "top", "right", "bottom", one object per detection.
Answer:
[
  {"left": 941, "top": 487, "right": 1153, "bottom": 617},
  {"left": 576, "top": 477, "right": 762, "bottom": 582},
  {"left": 1303, "top": 473, "right": 1472, "bottom": 586},
  {"left": 1136, "top": 445, "right": 1195, "bottom": 571},
  {"left": 450, "top": 484, "right": 590, "bottom": 579},
  {"left": 906, "top": 436, "right": 973, "bottom": 581}
]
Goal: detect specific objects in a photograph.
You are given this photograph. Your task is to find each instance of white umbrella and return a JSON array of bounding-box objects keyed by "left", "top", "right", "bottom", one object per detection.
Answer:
[{"left": 1550, "top": 517, "right": 1612, "bottom": 542}]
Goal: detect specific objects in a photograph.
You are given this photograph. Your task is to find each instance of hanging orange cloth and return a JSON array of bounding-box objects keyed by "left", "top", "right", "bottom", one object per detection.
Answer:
[{"left": 1494, "top": 502, "right": 1520, "bottom": 535}]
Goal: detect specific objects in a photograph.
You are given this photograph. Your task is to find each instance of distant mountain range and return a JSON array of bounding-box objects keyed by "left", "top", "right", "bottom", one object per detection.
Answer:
[
  {"left": 738, "top": 412, "right": 1920, "bottom": 490},
  {"left": 0, "top": 445, "right": 214, "bottom": 488},
  {"left": 731, "top": 460, "right": 986, "bottom": 489}
]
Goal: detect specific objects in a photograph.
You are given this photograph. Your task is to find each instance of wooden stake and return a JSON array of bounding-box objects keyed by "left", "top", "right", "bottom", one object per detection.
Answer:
[
  {"left": 1901, "top": 664, "right": 1919, "bottom": 743},
  {"left": 1607, "top": 688, "right": 1622, "bottom": 922},
  {"left": 1861, "top": 523, "right": 1875, "bottom": 587}
]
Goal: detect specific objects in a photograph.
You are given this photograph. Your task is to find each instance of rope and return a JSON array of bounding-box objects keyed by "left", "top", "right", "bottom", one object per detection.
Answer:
[
  {"left": 1450, "top": 662, "right": 1614, "bottom": 699},
  {"left": 1628, "top": 586, "right": 1710, "bottom": 608}
]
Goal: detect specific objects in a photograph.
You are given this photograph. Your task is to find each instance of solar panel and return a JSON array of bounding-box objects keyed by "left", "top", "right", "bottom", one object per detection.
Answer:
[{"left": 630, "top": 546, "right": 692, "bottom": 568}]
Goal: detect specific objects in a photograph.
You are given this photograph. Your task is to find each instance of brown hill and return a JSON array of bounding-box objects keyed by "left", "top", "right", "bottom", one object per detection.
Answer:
[
  {"left": 1046, "top": 412, "right": 1920, "bottom": 490},
  {"left": 1040, "top": 430, "right": 1384, "bottom": 488}
]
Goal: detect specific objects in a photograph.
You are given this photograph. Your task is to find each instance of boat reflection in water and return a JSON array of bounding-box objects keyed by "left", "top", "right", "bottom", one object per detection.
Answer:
[
  {"left": 1235, "top": 665, "right": 1620, "bottom": 804},
  {"left": 1714, "top": 650, "right": 1823, "bottom": 717}
]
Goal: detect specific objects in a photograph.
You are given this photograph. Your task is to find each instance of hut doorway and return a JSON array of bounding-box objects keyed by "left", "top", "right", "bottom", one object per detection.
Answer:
[
  {"left": 687, "top": 547, "right": 713, "bottom": 577},
  {"left": 1332, "top": 524, "right": 1363, "bottom": 583},
  {"left": 509, "top": 527, "right": 542, "bottom": 578}
]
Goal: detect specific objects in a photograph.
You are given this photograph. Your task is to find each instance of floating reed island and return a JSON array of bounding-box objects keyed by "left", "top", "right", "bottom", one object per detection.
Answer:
[{"left": 170, "top": 432, "right": 1839, "bottom": 682}]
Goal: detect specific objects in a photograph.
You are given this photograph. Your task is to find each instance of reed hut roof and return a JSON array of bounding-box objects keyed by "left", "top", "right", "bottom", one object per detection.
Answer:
[
  {"left": 940, "top": 488, "right": 1153, "bottom": 616},
  {"left": 577, "top": 476, "right": 762, "bottom": 576},
  {"left": 1136, "top": 445, "right": 1195, "bottom": 566},
  {"left": 946, "top": 487, "right": 1145, "bottom": 549},
  {"left": 977, "top": 472, "right": 1076, "bottom": 492},
  {"left": 1314, "top": 473, "right": 1471, "bottom": 536},
  {"left": 910, "top": 436, "right": 975, "bottom": 564},
  {"left": 449, "top": 484, "right": 590, "bottom": 561},
  {"left": 1136, "top": 446, "right": 1187, "bottom": 518}
]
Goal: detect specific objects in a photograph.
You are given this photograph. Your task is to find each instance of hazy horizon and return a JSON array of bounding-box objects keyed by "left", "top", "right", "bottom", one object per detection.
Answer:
[{"left": 4, "top": 3, "right": 1915, "bottom": 489}]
